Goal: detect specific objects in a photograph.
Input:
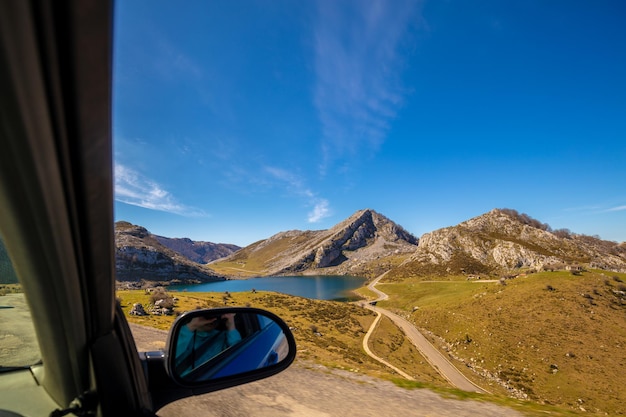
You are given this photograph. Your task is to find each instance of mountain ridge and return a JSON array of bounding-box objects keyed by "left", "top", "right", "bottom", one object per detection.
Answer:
[
  {"left": 114, "top": 221, "right": 226, "bottom": 284},
  {"left": 154, "top": 235, "right": 240, "bottom": 264},
  {"left": 115, "top": 208, "right": 626, "bottom": 282},
  {"left": 389, "top": 208, "right": 626, "bottom": 279},
  {"left": 213, "top": 209, "right": 419, "bottom": 277}
]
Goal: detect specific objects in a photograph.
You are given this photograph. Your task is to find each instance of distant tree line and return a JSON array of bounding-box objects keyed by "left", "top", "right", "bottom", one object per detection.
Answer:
[
  {"left": 499, "top": 208, "right": 622, "bottom": 247},
  {"left": 499, "top": 208, "right": 552, "bottom": 232}
]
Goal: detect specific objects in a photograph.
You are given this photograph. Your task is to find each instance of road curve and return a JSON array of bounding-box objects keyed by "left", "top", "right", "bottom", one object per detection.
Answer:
[
  {"left": 361, "top": 309, "right": 415, "bottom": 380},
  {"left": 130, "top": 324, "right": 524, "bottom": 417},
  {"left": 362, "top": 273, "right": 487, "bottom": 394}
]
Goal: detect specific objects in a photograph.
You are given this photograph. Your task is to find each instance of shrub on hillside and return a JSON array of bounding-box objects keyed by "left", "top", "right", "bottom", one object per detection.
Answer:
[
  {"left": 552, "top": 228, "right": 572, "bottom": 239},
  {"left": 149, "top": 287, "right": 175, "bottom": 309},
  {"left": 500, "top": 208, "right": 551, "bottom": 231}
]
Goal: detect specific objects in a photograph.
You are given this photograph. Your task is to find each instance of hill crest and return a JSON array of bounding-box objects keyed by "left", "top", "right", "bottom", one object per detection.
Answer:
[
  {"left": 216, "top": 209, "right": 419, "bottom": 277},
  {"left": 389, "top": 208, "right": 626, "bottom": 278},
  {"left": 114, "top": 221, "right": 226, "bottom": 283}
]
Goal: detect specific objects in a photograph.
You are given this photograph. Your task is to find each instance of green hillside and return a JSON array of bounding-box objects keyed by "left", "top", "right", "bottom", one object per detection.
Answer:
[{"left": 377, "top": 270, "right": 626, "bottom": 415}]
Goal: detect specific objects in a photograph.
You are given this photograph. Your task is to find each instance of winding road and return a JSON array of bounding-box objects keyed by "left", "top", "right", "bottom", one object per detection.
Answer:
[
  {"left": 361, "top": 272, "right": 487, "bottom": 394},
  {"left": 130, "top": 324, "right": 521, "bottom": 416}
]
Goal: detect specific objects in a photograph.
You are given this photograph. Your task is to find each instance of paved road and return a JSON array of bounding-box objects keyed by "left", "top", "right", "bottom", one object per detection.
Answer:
[
  {"left": 362, "top": 273, "right": 487, "bottom": 393},
  {"left": 130, "top": 323, "right": 521, "bottom": 417}
]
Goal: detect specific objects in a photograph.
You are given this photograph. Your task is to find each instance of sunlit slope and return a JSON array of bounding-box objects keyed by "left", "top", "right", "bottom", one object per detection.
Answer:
[
  {"left": 378, "top": 270, "right": 626, "bottom": 415},
  {"left": 115, "top": 221, "right": 226, "bottom": 283},
  {"left": 211, "top": 209, "right": 418, "bottom": 278},
  {"left": 387, "top": 209, "right": 626, "bottom": 280}
]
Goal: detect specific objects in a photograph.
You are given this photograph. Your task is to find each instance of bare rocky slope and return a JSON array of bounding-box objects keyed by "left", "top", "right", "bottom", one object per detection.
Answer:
[
  {"left": 154, "top": 235, "right": 240, "bottom": 264},
  {"left": 389, "top": 208, "right": 626, "bottom": 278},
  {"left": 114, "top": 221, "right": 226, "bottom": 283},
  {"left": 219, "top": 209, "right": 419, "bottom": 277},
  {"left": 115, "top": 209, "right": 626, "bottom": 283}
]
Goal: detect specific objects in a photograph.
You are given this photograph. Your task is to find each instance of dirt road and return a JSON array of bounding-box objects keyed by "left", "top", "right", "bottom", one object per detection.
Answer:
[
  {"left": 364, "top": 273, "right": 487, "bottom": 393},
  {"left": 0, "top": 293, "right": 40, "bottom": 366},
  {"left": 130, "top": 323, "right": 521, "bottom": 416}
]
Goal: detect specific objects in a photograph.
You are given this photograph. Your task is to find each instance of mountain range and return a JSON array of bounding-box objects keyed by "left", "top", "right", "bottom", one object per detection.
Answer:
[
  {"left": 388, "top": 208, "right": 626, "bottom": 279},
  {"left": 154, "top": 235, "right": 240, "bottom": 264},
  {"left": 215, "top": 209, "right": 419, "bottom": 277},
  {"left": 114, "top": 209, "right": 626, "bottom": 283},
  {"left": 114, "top": 221, "right": 230, "bottom": 284}
]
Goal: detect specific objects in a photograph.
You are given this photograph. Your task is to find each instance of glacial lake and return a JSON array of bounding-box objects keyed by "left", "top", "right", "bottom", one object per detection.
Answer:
[{"left": 168, "top": 275, "right": 367, "bottom": 301}]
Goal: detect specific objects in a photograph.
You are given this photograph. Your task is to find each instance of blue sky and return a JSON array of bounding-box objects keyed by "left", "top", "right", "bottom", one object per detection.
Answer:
[{"left": 113, "top": 0, "right": 626, "bottom": 247}]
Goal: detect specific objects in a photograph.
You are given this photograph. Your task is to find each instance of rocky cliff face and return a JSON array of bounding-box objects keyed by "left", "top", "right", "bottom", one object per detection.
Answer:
[
  {"left": 391, "top": 209, "right": 626, "bottom": 277},
  {"left": 154, "top": 236, "right": 240, "bottom": 264},
  {"left": 115, "top": 221, "right": 226, "bottom": 283},
  {"left": 222, "top": 209, "right": 419, "bottom": 277},
  {"left": 116, "top": 209, "right": 626, "bottom": 282}
]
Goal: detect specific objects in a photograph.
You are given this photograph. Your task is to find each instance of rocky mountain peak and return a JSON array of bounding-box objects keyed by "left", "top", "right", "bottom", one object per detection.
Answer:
[
  {"left": 391, "top": 209, "right": 626, "bottom": 277},
  {"left": 154, "top": 235, "right": 240, "bottom": 264},
  {"left": 219, "top": 209, "right": 419, "bottom": 277},
  {"left": 115, "top": 221, "right": 150, "bottom": 239},
  {"left": 114, "top": 221, "right": 225, "bottom": 283},
  {"left": 329, "top": 209, "right": 418, "bottom": 245}
]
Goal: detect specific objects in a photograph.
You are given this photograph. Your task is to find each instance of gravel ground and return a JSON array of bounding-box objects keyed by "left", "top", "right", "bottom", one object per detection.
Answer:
[
  {"left": 0, "top": 293, "right": 40, "bottom": 366},
  {"left": 130, "top": 323, "right": 524, "bottom": 417}
]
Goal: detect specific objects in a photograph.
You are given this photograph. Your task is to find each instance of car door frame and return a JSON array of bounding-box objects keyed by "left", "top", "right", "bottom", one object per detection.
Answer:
[
  {"left": 1, "top": 2, "right": 296, "bottom": 415},
  {"left": 1, "top": 0, "right": 154, "bottom": 414}
]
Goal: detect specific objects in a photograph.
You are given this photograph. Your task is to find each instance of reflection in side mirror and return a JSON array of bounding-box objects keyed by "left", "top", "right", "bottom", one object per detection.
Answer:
[{"left": 167, "top": 307, "right": 296, "bottom": 385}]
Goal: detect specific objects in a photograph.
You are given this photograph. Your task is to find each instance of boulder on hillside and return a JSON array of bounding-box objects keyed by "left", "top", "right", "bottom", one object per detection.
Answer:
[{"left": 129, "top": 303, "right": 147, "bottom": 316}]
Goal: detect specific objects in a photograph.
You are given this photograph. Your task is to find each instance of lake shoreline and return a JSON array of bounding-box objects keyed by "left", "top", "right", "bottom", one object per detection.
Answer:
[{"left": 166, "top": 275, "right": 368, "bottom": 301}]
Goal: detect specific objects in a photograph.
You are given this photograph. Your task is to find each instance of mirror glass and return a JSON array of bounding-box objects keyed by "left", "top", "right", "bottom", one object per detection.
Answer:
[{"left": 170, "top": 308, "right": 293, "bottom": 383}]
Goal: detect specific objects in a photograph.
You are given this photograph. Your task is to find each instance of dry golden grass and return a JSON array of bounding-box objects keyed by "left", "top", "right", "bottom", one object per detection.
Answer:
[
  {"left": 211, "top": 232, "right": 318, "bottom": 276},
  {"left": 117, "top": 285, "right": 594, "bottom": 416},
  {"left": 352, "top": 286, "right": 378, "bottom": 300},
  {"left": 118, "top": 289, "right": 404, "bottom": 379},
  {"left": 207, "top": 261, "right": 264, "bottom": 277},
  {"left": 369, "top": 315, "right": 450, "bottom": 386},
  {"left": 377, "top": 270, "right": 626, "bottom": 416}
]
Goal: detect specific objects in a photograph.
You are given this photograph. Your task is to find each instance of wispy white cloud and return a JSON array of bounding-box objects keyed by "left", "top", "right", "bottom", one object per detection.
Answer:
[
  {"left": 265, "top": 166, "right": 332, "bottom": 223},
  {"left": 563, "top": 204, "right": 604, "bottom": 212},
  {"left": 264, "top": 167, "right": 307, "bottom": 193},
  {"left": 114, "top": 163, "right": 207, "bottom": 217},
  {"left": 313, "top": 0, "right": 419, "bottom": 173},
  {"left": 308, "top": 199, "right": 330, "bottom": 223},
  {"left": 606, "top": 205, "right": 626, "bottom": 212},
  {"left": 152, "top": 33, "right": 204, "bottom": 81}
]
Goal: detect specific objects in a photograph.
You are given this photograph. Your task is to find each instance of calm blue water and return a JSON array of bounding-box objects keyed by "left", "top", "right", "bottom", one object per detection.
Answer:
[{"left": 169, "top": 275, "right": 367, "bottom": 301}]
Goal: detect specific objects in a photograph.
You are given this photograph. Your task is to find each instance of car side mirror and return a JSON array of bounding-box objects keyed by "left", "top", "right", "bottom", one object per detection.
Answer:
[{"left": 166, "top": 307, "right": 296, "bottom": 387}]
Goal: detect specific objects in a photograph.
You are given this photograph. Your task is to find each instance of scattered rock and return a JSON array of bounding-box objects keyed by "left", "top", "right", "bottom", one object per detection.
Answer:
[{"left": 129, "top": 303, "right": 147, "bottom": 316}]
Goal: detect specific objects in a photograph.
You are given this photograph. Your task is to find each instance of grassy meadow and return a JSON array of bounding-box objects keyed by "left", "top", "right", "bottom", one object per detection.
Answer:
[
  {"left": 377, "top": 270, "right": 626, "bottom": 416},
  {"left": 118, "top": 289, "right": 407, "bottom": 379},
  {"left": 117, "top": 270, "right": 625, "bottom": 417}
]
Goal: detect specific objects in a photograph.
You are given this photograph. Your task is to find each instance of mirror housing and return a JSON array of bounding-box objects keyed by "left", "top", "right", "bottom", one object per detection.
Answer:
[
  {"left": 165, "top": 307, "right": 296, "bottom": 388},
  {"left": 143, "top": 307, "right": 296, "bottom": 411}
]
